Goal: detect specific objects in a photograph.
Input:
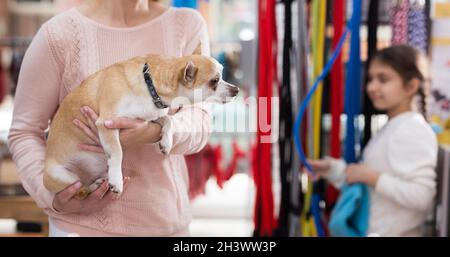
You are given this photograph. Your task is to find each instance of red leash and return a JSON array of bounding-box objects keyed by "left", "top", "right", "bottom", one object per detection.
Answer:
[
  {"left": 253, "top": 0, "right": 277, "bottom": 236},
  {"left": 330, "top": 0, "right": 345, "bottom": 159},
  {"left": 326, "top": 0, "right": 346, "bottom": 223}
]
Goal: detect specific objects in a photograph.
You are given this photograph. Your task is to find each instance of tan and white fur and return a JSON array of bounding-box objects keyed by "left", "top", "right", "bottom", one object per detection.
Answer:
[{"left": 43, "top": 53, "right": 239, "bottom": 199}]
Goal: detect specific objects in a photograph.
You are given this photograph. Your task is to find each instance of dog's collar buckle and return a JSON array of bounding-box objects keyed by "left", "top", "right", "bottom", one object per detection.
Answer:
[{"left": 143, "top": 63, "right": 168, "bottom": 109}]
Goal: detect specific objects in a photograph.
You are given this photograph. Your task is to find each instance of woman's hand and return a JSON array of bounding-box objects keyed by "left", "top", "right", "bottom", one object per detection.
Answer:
[
  {"left": 73, "top": 106, "right": 162, "bottom": 153},
  {"left": 345, "top": 164, "right": 380, "bottom": 188},
  {"left": 103, "top": 117, "right": 162, "bottom": 150},
  {"left": 52, "top": 177, "right": 130, "bottom": 214}
]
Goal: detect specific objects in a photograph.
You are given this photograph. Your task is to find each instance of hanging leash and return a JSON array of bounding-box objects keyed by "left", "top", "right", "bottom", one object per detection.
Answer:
[
  {"left": 289, "top": 0, "right": 310, "bottom": 237},
  {"left": 296, "top": 1, "right": 350, "bottom": 236},
  {"left": 276, "top": 0, "right": 295, "bottom": 237},
  {"left": 293, "top": 0, "right": 370, "bottom": 238},
  {"left": 391, "top": 0, "right": 409, "bottom": 45},
  {"left": 362, "top": 0, "right": 380, "bottom": 150},
  {"left": 309, "top": 0, "right": 328, "bottom": 237},
  {"left": 312, "top": 0, "right": 326, "bottom": 161},
  {"left": 326, "top": 0, "right": 346, "bottom": 222},
  {"left": 408, "top": 0, "right": 428, "bottom": 52},
  {"left": 329, "top": 0, "right": 370, "bottom": 237},
  {"left": 344, "top": 0, "right": 362, "bottom": 164},
  {"left": 330, "top": 0, "right": 345, "bottom": 159},
  {"left": 253, "top": 0, "right": 277, "bottom": 237},
  {"left": 293, "top": 18, "right": 349, "bottom": 175}
]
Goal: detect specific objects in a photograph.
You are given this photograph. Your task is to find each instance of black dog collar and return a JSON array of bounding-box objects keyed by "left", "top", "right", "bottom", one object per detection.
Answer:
[{"left": 143, "top": 63, "right": 168, "bottom": 109}]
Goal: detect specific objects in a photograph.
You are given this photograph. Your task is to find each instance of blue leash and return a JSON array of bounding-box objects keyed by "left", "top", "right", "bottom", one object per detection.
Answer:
[
  {"left": 327, "top": 0, "right": 370, "bottom": 237},
  {"left": 292, "top": 28, "right": 349, "bottom": 175},
  {"left": 292, "top": 0, "right": 369, "bottom": 237},
  {"left": 344, "top": 0, "right": 362, "bottom": 164},
  {"left": 293, "top": 0, "right": 365, "bottom": 175}
]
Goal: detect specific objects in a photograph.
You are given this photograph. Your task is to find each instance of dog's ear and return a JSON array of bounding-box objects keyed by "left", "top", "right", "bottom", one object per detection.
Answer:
[{"left": 183, "top": 61, "right": 198, "bottom": 87}]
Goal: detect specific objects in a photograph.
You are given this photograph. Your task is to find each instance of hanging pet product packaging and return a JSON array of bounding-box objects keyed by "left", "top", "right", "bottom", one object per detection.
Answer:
[{"left": 430, "top": 2, "right": 450, "bottom": 146}]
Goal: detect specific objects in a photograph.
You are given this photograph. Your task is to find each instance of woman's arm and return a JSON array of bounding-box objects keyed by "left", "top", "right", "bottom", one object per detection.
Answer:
[
  {"left": 163, "top": 104, "right": 212, "bottom": 155},
  {"left": 7, "top": 25, "right": 62, "bottom": 211},
  {"left": 168, "top": 9, "right": 212, "bottom": 155}
]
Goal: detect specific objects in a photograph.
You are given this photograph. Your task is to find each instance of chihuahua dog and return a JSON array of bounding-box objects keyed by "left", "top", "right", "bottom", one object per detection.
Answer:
[{"left": 43, "top": 54, "right": 239, "bottom": 199}]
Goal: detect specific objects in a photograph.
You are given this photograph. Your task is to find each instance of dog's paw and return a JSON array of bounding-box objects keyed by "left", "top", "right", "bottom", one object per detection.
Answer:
[
  {"left": 107, "top": 175, "right": 123, "bottom": 195},
  {"left": 108, "top": 182, "right": 123, "bottom": 195},
  {"left": 157, "top": 117, "right": 173, "bottom": 155},
  {"left": 159, "top": 135, "right": 173, "bottom": 155}
]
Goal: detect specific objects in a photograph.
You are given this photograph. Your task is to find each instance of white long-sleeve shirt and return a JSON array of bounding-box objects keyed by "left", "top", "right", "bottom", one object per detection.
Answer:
[{"left": 326, "top": 112, "right": 438, "bottom": 236}]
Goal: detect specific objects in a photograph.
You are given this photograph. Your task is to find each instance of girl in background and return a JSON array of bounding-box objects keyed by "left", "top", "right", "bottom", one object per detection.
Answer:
[{"left": 310, "top": 45, "right": 438, "bottom": 236}]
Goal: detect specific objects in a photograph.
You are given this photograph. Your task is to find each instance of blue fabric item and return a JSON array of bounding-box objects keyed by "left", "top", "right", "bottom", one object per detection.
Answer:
[
  {"left": 172, "top": 0, "right": 198, "bottom": 9},
  {"left": 329, "top": 183, "right": 370, "bottom": 237}
]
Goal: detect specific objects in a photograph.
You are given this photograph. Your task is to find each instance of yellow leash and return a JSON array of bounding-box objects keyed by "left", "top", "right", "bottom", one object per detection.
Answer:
[
  {"left": 313, "top": 0, "right": 326, "bottom": 160},
  {"left": 300, "top": 0, "right": 326, "bottom": 237}
]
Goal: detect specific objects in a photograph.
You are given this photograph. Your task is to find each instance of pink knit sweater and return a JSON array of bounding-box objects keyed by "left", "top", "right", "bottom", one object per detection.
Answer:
[{"left": 8, "top": 7, "right": 212, "bottom": 236}]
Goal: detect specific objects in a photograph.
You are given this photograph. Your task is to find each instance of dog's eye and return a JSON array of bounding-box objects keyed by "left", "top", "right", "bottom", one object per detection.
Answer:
[{"left": 209, "top": 78, "right": 219, "bottom": 90}]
